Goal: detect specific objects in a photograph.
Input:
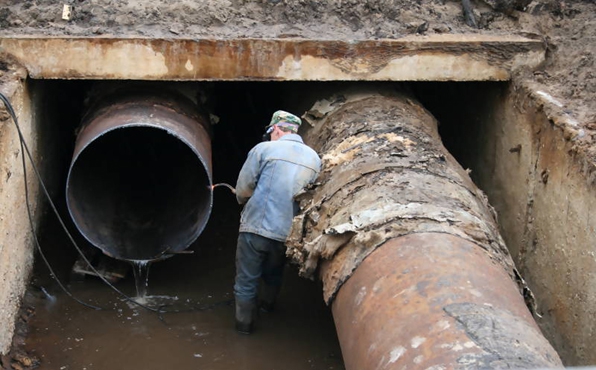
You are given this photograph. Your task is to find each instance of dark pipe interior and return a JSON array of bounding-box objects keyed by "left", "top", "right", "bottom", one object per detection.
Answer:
[{"left": 67, "top": 126, "right": 211, "bottom": 261}]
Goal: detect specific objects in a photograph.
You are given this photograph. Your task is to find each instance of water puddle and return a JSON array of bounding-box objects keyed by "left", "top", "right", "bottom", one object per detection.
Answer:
[{"left": 23, "top": 194, "right": 344, "bottom": 370}]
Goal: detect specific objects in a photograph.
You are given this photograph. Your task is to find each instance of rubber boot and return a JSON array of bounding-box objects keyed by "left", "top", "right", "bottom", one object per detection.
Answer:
[
  {"left": 259, "top": 284, "right": 281, "bottom": 313},
  {"left": 235, "top": 298, "right": 256, "bottom": 334}
]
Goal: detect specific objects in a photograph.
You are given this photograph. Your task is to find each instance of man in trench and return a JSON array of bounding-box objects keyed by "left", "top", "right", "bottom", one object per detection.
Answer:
[{"left": 234, "top": 110, "right": 321, "bottom": 334}]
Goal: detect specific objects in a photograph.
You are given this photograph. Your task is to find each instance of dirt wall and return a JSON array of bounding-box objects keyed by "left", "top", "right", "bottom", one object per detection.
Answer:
[
  {"left": 0, "top": 68, "right": 39, "bottom": 355},
  {"left": 466, "top": 82, "right": 596, "bottom": 365}
]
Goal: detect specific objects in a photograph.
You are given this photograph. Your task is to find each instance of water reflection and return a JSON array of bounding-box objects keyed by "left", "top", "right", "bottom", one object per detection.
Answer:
[{"left": 24, "top": 194, "right": 344, "bottom": 370}]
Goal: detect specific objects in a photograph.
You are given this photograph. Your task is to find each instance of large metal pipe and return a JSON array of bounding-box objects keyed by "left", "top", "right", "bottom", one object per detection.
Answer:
[
  {"left": 66, "top": 91, "right": 212, "bottom": 261},
  {"left": 287, "top": 88, "right": 563, "bottom": 369},
  {"left": 332, "top": 234, "right": 561, "bottom": 369}
]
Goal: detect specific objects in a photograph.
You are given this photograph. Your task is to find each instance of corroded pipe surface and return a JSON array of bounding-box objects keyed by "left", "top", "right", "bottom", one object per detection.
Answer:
[
  {"left": 287, "top": 89, "right": 562, "bottom": 369},
  {"left": 332, "top": 234, "right": 562, "bottom": 369},
  {"left": 66, "top": 92, "right": 212, "bottom": 261}
]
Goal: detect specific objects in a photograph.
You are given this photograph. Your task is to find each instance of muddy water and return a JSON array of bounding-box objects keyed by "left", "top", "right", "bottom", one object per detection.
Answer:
[{"left": 23, "top": 193, "right": 344, "bottom": 370}]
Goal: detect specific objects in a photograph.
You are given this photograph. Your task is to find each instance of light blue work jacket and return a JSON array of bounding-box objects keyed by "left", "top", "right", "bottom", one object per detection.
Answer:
[{"left": 236, "top": 134, "right": 321, "bottom": 242}]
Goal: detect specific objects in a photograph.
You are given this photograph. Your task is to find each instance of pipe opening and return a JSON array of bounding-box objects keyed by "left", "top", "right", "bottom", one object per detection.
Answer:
[{"left": 66, "top": 126, "right": 212, "bottom": 261}]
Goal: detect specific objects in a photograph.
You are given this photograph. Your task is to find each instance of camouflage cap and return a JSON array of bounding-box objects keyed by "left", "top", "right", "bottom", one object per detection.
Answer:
[{"left": 266, "top": 110, "right": 302, "bottom": 133}]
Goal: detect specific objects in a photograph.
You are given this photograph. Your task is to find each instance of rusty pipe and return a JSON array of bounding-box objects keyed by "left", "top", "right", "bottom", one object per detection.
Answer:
[
  {"left": 66, "top": 91, "right": 212, "bottom": 261},
  {"left": 287, "top": 88, "right": 562, "bottom": 369},
  {"left": 332, "top": 233, "right": 562, "bottom": 369}
]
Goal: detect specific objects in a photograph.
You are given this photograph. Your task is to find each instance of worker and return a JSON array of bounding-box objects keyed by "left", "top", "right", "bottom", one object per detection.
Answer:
[{"left": 234, "top": 110, "right": 321, "bottom": 334}]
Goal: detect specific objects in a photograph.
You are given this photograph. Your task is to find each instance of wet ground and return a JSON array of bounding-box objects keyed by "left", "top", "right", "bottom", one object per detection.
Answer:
[{"left": 21, "top": 191, "right": 344, "bottom": 370}]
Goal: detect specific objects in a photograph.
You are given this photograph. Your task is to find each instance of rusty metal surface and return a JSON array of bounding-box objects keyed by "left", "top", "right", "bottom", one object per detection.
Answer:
[
  {"left": 0, "top": 35, "right": 544, "bottom": 81},
  {"left": 66, "top": 91, "right": 212, "bottom": 261},
  {"left": 332, "top": 234, "right": 563, "bottom": 370},
  {"left": 287, "top": 90, "right": 524, "bottom": 304}
]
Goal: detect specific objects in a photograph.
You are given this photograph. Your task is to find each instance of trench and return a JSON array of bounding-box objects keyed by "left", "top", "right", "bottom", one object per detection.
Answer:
[{"left": 11, "top": 79, "right": 564, "bottom": 368}]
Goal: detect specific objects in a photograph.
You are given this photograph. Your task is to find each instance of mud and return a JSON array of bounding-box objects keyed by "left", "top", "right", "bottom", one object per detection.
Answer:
[
  {"left": 0, "top": 0, "right": 516, "bottom": 39},
  {"left": 6, "top": 192, "right": 344, "bottom": 370}
]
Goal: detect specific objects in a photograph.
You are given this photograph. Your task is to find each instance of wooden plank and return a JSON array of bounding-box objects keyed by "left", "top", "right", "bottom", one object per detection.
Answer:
[
  {"left": 71, "top": 254, "right": 129, "bottom": 283},
  {"left": 0, "top": 35, "right": 544, "bottom": 81}
]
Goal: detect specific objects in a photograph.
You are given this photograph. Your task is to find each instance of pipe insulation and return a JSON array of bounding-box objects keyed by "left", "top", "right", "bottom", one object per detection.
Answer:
[
  {"left": 287, "top": 88, "right": 562, "bottom": 369},
  {"left": 66, "top": 92, "right": 212, "bottom": 261}
]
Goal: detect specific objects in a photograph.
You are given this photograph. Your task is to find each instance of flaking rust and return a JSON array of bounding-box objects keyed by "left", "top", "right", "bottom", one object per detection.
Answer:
[
  {"left": 286, "top": 87, "right": 562, "bottom": 369},
  {"left": 288, "top": 88, "right": 518, "bottom": 303}
]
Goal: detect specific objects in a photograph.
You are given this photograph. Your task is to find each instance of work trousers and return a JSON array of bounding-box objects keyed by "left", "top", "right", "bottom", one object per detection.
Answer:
[{"left": 234, "top": 232, "right": 286, "bottom": 302}]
